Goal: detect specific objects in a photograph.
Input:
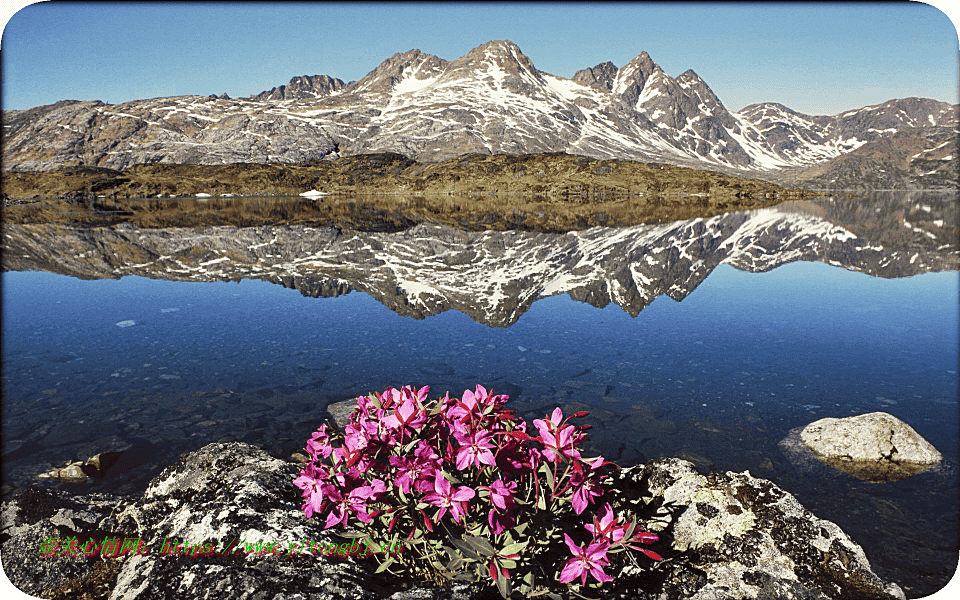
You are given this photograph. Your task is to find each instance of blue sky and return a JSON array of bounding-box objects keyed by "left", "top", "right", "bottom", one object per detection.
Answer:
[{"left": 1, "top": 1, "right": 958, "bottom": 116}]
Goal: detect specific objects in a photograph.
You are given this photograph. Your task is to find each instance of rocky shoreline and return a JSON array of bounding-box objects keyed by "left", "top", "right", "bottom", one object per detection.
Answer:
[
  {"left": 1, "top": 441, "right": 907, "bottom": 600},
  {"left": 1, "top": 153, "right": 823, "bottom": 232}
]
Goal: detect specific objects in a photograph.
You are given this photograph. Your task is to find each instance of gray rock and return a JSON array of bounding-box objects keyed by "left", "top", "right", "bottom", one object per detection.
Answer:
[
  {"left": 785, "top": 412, "right": 942, "bottom": 482},
  {"left": 608, "top": 459, "right": 905, "bottom": 600},
  {"left": 1, "top": 442, "right": 906, "bottom": 599}
]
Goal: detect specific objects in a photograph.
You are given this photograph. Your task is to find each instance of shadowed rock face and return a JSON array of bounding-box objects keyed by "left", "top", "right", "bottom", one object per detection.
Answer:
[
  {"left": 781, "top": 412, "right": 943, "bottom": 483},
  {"left": 0, "top": 442, "right": 905, "bottom": 599}
]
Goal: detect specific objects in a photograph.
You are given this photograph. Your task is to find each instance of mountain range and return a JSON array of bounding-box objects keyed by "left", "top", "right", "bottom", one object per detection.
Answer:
[{"left": 2, "top": 40, "right": 957, "bottom": 189}]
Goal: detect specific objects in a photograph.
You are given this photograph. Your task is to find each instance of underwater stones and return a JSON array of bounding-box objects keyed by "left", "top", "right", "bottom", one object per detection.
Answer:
[
  {"left": 782, "top": 412, "right": 942, "bottom": 482},
  {"left": 325, "top": 398, "right": 357, "bottom": 429},
  {"left": 37, "top": 450, "right": 123, "bottom": 484},
  {"left": 38, "top": 461, "right": 90, "bottom": 483}
]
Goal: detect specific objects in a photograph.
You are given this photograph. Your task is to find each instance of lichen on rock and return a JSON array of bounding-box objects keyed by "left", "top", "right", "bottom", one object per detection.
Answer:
[{"left": 2, "top": 442, "right": 908, "bottom": 599}]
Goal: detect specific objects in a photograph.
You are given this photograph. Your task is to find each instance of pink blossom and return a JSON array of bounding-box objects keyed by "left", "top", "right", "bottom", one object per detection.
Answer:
[
  {"left": 390, "top": 442, "right": 440, "bottom": 494},
  {"left": 305, "top": 425, "right": 333, "bottom": 460},
  {"left": 585, "top": 503, "right": 626, "bottom": 544},
  {"left": 486, "top": 478, "right": 517, "bottom": 511},
  {"left": 533, "top": 408, "right": 581, "bottom": 463},
  {"left": 538, "top": 424, "right": 581, "bottom": 463},
  {"left": 423, "top": 475, "right": 475, "bottom": 524},
  {"left": 292, "top": 463, "right": 329, "bottom": 519},
  {"left": 569, "top": 458, "right": 605, "bottom": 514},
  {"left": 453, "top": 429, "right": 497, "bottom": 471},
  {"left": 322, "top": 478, "right": 386, "bottom": 529},
  {"left": 382, "top": 392, "right": 427, "bottom": 436},
  {"left": 447, "top": 384, "right": 491, "bottom": 421},
  {"left": 558, "top": 534, "right": 613, "bottom": 586},
  {"left": 487, "top": 507, "right": 516, "bottom": 535}
]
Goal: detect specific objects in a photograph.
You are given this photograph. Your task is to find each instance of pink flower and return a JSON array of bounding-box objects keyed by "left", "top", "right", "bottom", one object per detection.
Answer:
[
  {"left": 484, "top": 478, "right": 518, "bottom": 534},
  {"left": 534, "top": 407, "right": 564, "bottom": 431},
  {"left": 423, "top": 475, "right": 475, "bottom": 524},
  {"left": 585, "top": 503, "right": 626, "bottom": 544},
  {"left": 538, "top": 425, "right": 581, "bottom": 463},
  {"left": 305, "top": 425, "right": 333, "bottom": 460},
  {"left": 382, "top": 391, "right": 427, "bottom": 436},
  {"left": 293, "top": 463, "right": 329, "bottom": 519},
  {"left": 558, "top": 534, "right": 613, "bottom": 586},
  {"left": 569, "top": 458, "right": 605, "bottom": 514},
  {"left": 486, "top": 478, "right": 517, "bottom": 511},
  {"left": 447, "top": 384, "right": 491, "bottom": 421},
  {"left": 453, "top": 429, "right": 497, "bottom": 471},
  {"left": 390, "top": 442, "right": 440, "bottom": 494},
  {"left": 533, "top": 408, "right": 582, "bottom": 463},
  {"left": 322, "top": 478, "right": 386, "bottom": 529},
  {"left": 487, "top": 507, "right": 515, "bottom": 535}
]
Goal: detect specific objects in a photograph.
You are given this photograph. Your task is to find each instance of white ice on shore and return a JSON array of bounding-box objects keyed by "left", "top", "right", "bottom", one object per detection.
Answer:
[{"left": 299, "top": 190, "right": 329, "bottom": 197}]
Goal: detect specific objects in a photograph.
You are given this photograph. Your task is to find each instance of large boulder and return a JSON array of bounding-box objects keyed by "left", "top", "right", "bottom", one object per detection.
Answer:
[
  {"left": 781, "top": 412, "right": 942, "bottom": 482},
  {"left": 607, "top": 459, "right": 905, "bottom": 600},
  {"left": 1, "top": 442, "right": 906, "bottom": 599}
]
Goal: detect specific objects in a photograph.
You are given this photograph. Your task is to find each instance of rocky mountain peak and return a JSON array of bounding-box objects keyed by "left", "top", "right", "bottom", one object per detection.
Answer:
[
  {"left": 438, "top": 39, "right": 543, "bottom": 93},
  {"left": 253, "top": 74, "right": 346, "bottom": 102},
  {"left": 572, "top": 61, "right": 619, "bottom": 90},
  {"left": 676, "top": 69, "right": 730, "bottom": 120},
  {"left": 345, "top": 49, "right": 448, "bottom": 95},
  {"left": 611, "top": 51, "right": 668, "bottom": 103}
]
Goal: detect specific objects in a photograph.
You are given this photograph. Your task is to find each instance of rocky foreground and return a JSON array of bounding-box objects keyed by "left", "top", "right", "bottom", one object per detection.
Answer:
[{"left": 1, "top": 441, "right": 906, "bottom": 600}]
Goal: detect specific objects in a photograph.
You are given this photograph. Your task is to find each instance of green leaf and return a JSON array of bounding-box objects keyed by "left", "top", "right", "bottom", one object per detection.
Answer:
[
  {"left": 440, "top": 469, "right": 462, "bottom": 485},
  {"left": 374, "top": 556, "right": 395, "bottom": 574},
  {"left": 495, "top": 570, "right": 511, "bottom": 599},
  {"left": 513, "top": 522, "right": 530, "bottom": 536},
  {"left": 467, "top": 535, "right": 495, "bottom": 558},
  {"left": 368, "top": 393, "right": 382, "bottom": 410},
  {"left": 542, "top": 462, "right": 556, "bottom": 492},
  {"left": 500, "top": 541, "right": 528, "bottom": 555},
  {"left": 339, "top": 530, "right": 367, "bottom": 539},
  {"left": 449, "top": 537, "right": 482, "bottom": 561},
  {"left": 622, "top": 519, "right": 636, "bottom": 541},
  {"left": 501, "top": 559, "right": 517, "bottom": 569}
]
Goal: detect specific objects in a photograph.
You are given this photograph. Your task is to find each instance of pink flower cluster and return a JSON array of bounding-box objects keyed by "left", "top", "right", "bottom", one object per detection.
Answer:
[{"left": 293, "top": 385, "right": 661, "bottom": 593}]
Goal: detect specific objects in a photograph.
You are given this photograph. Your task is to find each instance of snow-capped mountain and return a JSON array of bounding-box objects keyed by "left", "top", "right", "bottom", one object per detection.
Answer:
[
  {"left": 4, "top": 193, "right": 955, "bottom": 327},
  {"left": 2, "top": 40, "right": 956, "bottom": 187}
]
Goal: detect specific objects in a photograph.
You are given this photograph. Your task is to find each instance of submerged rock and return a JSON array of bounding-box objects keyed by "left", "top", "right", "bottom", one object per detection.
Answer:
[
  {"left": 781, "top": 412, "right": 942, "bottom": 482},
  {"left": 1, "top": 442, "right": 906, "bottom": 599}
]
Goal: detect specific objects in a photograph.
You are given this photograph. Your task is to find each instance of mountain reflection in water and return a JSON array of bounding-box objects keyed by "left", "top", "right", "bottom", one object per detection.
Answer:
[
  {"left": 4, "top": 192, "right": 957, "bottom": 327},
  {"left": 2, "top": 191, "right": 957, "bottom": 596}
]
